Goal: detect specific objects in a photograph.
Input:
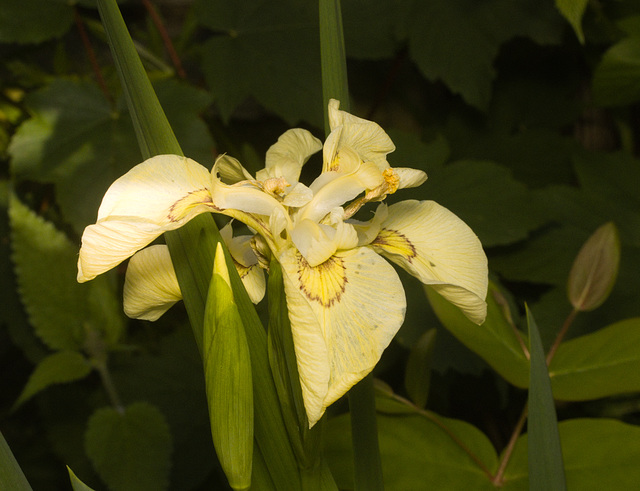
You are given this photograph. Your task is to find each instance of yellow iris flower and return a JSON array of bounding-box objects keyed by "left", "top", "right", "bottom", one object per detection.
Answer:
[{"left": 77, "top": 100, "right": 488, "bottom": 426}]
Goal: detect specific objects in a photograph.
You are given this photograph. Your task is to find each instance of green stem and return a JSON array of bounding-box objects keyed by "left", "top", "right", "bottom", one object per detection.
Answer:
[
  {"left": 492, "top": 404, "right": 528, "bottom": 486},
  {"left": 349, "top": 375, "right": 384, "bottom": 491},
  {"left": 546, "top": 307, "right": 579, "bottom": 365},
  {"left": 319, "top": 0, "right": 349, "bottom": 128},
  {"left": 319, "top": 0, "right": 383, "bottom": 487}
]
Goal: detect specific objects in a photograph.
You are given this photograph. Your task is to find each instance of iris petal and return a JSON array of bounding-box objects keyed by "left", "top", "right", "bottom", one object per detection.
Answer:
[
  {"left": 278, "top": 246, "right": 406, "bottom": 426},
  {"left": 371, "top": 200, "right": 488, "bottom": 324}
]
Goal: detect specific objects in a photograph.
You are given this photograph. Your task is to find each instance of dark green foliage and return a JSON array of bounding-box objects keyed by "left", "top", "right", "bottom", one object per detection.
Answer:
[{"left": 2, "top": 0, "right": 640, "bottom": 489}]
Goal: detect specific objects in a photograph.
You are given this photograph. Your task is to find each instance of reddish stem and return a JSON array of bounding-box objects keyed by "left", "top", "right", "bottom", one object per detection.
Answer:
[
  {"left": 74, "top": 8, "right": 112, "bottom": 104},
  {"left": 141, "top": 0, "right": 187, "bottom": 79}
]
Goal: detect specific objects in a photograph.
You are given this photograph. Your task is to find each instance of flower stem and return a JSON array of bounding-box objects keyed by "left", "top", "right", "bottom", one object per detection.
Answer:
[
  {"left": 141, "top": 0, "right": 187, "bottom": 79},
  {"left": 546, "top": 307, "right": 579, "bottom": 365},
  {"left": 74, "top": 8, "right": 112, "bottom": 105},
  {"left": 349, "top": 374, "right": 384, "bottom": 491},
  {"left": 492, "top": 404, "right": 528, "bottom": 486}
]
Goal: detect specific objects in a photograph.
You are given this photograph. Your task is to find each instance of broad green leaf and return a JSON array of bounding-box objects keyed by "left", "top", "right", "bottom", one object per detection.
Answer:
[
  {"left": 195, "top": 0, "right": 323, "bottom": 127},
  {"left": 9, "top": 195, "right": 124, "bottom": 349},
  {"left": 567, "top": 222, "right": 620, "bottom": 311},
  {"left": 85, "top": 402, "right": 172, "bottom": 491},
  {"left": 9, "top": 195, "right": 86, "bottom": 351},
  {"left": 68, "top": 467, "right": 96, "bottom": 491},
  {"left": 0, "top": 0, "right": 72, "bottom": 44},
  {"left": 404, "top": 0, "right": 563, "bottom": 109},
  {"left": 593, "top": 35, "right": 640, "bottom": 107},
  {"left": 422, "top": 160, "right": 546, "bottom": 247},
  {"left": 426, "top": 282, "right": 529, "bottom": 388},
  {"left": 404, "top": 329, "right": 437, "bottom": 409},
  {"left": 0, "top": 182, "right": 43, "bottom": 363},
  {"left": 203, "top": 245, "right": 253, "bottom": 490},
  {"left": 0, "top": 430, "right": 32, "bottom": 491},
  {"left": 549, "top": 318, "right": 640, "bottom": 401},
  {"left": 325, "top": 395, "right": 498, "bottom": 490},
  {"left": 526, "top": 306, "right": 566, "bottom": 491},
  {"left": 8, "top": 78, "right": 214, "bottom": 232},
  {"left": 503, "top": 419, "right": 640, "bottom": 489},
  {"left": 14, "top": 351, "right": 92, "bottom": 408},
  {"left": 555, "top": 0, "right": 588, "bottom": 43}
]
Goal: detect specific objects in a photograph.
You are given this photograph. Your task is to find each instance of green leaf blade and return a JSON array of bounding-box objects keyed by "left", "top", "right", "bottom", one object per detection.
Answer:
[
  {"left": 0, "top": 430, "right": 32, "bottom": 491},
  {"left": 526, "top": 306, "right": 566, "bottom": 491}
]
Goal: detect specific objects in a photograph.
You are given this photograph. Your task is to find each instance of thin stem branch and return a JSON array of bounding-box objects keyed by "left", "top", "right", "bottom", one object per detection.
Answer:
[
  {"left": 94, "top": 359, "right": 126, "bottom": 415},
  {"left": 546, "top": 307, "right": 579, "bottom": 365},
  {"left": 74, "top": 8, "right": 113, "bottom": 104},
  {"left": 492, "top": 404, "right": 528, "bottom": 486},
  {"left": 141, "top": 0, "right": 187, "bottom": 79}
]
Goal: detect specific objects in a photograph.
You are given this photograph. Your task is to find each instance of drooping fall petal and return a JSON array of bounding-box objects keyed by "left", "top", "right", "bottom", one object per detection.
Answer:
[
  {"left": 78, "top": 155, "right": 215, "bottom": 282},
  {"left": 123, "top": 245, "right": 181, "bottom": 321},
  {"left": 371, "top": 200, "right": 488, "bottom": 325},
  {"left": 278, "top": 245, "right": 406, "bottom": 426}
]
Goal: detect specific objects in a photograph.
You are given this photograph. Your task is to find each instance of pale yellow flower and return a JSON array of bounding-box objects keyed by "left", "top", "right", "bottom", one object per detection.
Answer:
[{"left": 77, "top": 100, "right": 488, "bottom": 426}]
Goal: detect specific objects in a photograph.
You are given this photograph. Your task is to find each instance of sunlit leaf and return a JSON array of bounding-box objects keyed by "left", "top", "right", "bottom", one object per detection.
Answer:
[
  {"left": 9, "top": 78, "right": 213, "bottom": 232},
  {"left": 85, "top": 403, "right": 172, "bottom": 491},
  {"left": 13, "top": 351, "right": 92, "bottom": 409}
]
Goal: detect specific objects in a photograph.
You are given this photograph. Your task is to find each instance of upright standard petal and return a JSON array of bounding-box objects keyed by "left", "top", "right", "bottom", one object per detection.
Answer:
[
  {"left": 371, "top": 200, "right": 488, "bottom": 324},
  {"left": 278, "top": 246, "right": 406, "bottom": 426},
  {"left": 211, "top": 156, "right": 284, "bottom": 217},
  {"left": 324, "top": 99, "right": 395, "bottom": 172},
  {"left": 123, "top": 245, "right": 182, "bottom": 321},
  {"left": 78, "top": 155, "right": 216, "bottom": 282},
  {"left": 259, "top": 128, "right": 322, "bottom": 185}
]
